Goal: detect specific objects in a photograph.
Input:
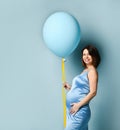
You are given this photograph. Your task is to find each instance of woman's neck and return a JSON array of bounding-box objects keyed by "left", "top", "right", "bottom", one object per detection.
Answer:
[{"left": 86, "top": 65, "right": 95, "bottom": 70}]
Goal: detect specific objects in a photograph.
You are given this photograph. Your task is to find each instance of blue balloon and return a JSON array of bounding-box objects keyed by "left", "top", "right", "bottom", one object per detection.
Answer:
[{"left": 43, "top": 11, "right": 81, "bottom": 58}]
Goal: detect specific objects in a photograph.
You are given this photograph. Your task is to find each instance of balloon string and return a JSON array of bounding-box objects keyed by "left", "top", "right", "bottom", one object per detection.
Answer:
[{"left": 62, "top": 58, "right": 66, "bottom": 128}]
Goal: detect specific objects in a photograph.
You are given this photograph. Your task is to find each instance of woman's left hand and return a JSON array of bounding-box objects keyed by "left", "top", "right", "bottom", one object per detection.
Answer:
[{"left": 70, "top": 102, "right": 80, "bottom": 115}]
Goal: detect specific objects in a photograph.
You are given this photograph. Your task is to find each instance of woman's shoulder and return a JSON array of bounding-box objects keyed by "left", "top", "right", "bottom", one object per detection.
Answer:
[
  {"left": 88, "top": 67, "right": 97, "bottom": 73},
  {"left": 83, "top": 67, "right": 97, "bottom": 73},
  {"left": 88, "top": 67, "right": 98, "bottom": 78}
]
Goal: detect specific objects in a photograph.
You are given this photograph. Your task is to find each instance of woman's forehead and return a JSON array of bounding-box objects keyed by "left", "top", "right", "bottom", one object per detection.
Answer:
[{"left": 83, "top": 49, "right": 89, "bottom": 53}]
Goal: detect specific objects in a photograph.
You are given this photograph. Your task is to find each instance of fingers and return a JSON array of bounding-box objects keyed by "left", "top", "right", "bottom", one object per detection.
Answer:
[
  {"left": 70, "top": 107, "right": 76, "bottom": 115},
  {"left": 70, "top": 103, "right": 76, "bottom": 115},
  {"left": 63, "top": 82, "right": 69, "bottom": 89},
  {"left": 70, "top": 103, "right": 80, "bottom": 115},
  {"left": 63, "top": 82, "right": 67, "bottom": 89},
  {"left": 70, "top": 103, "right": 74, "bottom": 106},
  {"left": 62, "top": 82, "right": 67, "bottom": 86}
]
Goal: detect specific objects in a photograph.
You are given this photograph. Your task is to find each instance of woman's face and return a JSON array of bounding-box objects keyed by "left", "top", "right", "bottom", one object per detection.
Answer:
[{"left": 82, "top": 49, "right": 93, "bottom": 66}]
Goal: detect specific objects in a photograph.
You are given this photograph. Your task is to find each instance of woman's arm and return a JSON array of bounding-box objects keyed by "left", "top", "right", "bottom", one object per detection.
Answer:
[{"left": 70, "top": 69, "right": 98, "bottom": 114}]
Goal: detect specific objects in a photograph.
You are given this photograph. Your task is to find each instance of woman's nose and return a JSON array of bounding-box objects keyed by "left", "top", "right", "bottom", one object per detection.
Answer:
[{"left": 85, "top": 55, "right": 88, "bottom": 58}]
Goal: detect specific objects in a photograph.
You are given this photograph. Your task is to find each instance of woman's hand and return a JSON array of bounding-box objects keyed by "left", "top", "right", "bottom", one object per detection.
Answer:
[
  {"left": 70, "top": 103, "right": 80, "bottom": 115},
  {"left": 63, "top": 82, "right": 71, "bottom": 90}
]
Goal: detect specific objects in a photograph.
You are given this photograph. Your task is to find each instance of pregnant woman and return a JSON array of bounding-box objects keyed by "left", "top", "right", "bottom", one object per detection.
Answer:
[{"left": 64, "top": 45, "right": 101, "bottom": 130}]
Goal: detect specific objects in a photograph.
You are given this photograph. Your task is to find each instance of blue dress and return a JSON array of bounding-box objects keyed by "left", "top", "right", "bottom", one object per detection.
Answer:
[{"left": 65, "top": 71, "right": 91, "bottom": 130}]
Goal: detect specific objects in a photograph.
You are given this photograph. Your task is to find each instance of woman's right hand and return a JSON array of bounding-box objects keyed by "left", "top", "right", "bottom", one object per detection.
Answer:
[{"left": 63, "top": 82, "right": 71, "bottom": 90}]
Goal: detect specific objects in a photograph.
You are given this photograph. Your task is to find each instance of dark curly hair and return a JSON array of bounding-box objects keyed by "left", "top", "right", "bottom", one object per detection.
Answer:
[{"left": 81, "top": 45, "right": 101, "bottom": 68}]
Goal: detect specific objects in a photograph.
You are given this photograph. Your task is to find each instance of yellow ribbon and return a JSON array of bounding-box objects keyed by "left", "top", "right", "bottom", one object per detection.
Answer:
[{"left": 61, "top": 58, "right": 66, "bottom": 128}]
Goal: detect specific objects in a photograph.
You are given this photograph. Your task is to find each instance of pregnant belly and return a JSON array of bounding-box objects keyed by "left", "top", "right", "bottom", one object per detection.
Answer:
[{"left": 66, "top": 90, "right": 86, "bottom": 109}]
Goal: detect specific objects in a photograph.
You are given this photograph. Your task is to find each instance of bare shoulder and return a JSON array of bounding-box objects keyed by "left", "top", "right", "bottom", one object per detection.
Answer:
[{"left": 88, "top": 68, "right": 98, "bottom": 79}]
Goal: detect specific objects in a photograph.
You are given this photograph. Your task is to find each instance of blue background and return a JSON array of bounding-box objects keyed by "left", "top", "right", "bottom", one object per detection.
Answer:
[{"left": 0, "top": 0, "right": 119, "bottom": 130}]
